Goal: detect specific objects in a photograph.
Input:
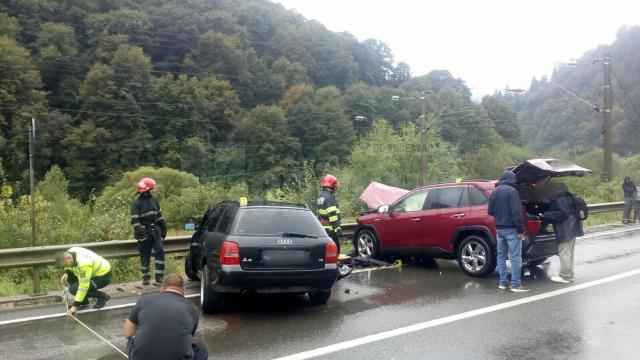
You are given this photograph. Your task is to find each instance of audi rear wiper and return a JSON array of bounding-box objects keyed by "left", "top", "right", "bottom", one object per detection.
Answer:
[{"left": 279, "top": 232, "right": 318, "bottom": 238}]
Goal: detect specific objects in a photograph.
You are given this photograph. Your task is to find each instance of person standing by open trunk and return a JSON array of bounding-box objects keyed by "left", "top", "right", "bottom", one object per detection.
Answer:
[
  {"left": 131, "top": 177, "right": 167, "bottom": 286},
  {"left": 540, "top": 187, "right": 584, "bottom": 283},
  {"left": 622, "top": 176, "right": 636, "bottom": 224},
  {"left": 488, "top": 170, "right": 529, "bottom": 293}
]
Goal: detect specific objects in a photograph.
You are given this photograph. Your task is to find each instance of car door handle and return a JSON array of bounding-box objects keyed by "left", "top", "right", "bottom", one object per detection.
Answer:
[
  {"left": 410, "top": 218, "right": 421, "bottom": 222},
  {"left": 453, "top": 213, "right": 466, "bottom": 218}
]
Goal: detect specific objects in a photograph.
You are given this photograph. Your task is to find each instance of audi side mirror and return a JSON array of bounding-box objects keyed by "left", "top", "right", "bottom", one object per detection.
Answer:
[{"left": 377, "top": 205, "right": 390, "bottom": 214}]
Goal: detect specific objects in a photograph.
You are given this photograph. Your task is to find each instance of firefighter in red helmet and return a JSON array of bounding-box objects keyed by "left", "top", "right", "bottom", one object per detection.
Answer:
[
  {"left": 131, "top": 177, "right": 167, "bottom": 285},
  {"left": 317, "top": 174, "right": 342, "bottom": 254}
]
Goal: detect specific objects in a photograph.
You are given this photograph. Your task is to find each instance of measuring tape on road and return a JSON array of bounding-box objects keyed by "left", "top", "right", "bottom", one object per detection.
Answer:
[
  {"left": 64, "top": 286, "right": 128, "bottom": 358},
  {"left": 68, "top": 313, "right": 128, "bottom": 358}
]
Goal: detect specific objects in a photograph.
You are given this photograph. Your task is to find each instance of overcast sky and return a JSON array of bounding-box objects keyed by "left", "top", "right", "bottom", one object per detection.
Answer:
[{"left": 274, "top": 0, "right": 640, "bottom": 98}]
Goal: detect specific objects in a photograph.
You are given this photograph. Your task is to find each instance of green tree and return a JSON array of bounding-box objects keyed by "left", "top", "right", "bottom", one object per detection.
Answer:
[
  {"left": 232, "top": 105, "right": 301, "bottom": 193},
  {"left": 481, "top": 95, "right": 521, "bottom": 144},
  {"left": 35, "top": 22, "right": 79, "bottom": 97},
  {"left": 0, "top": 35, "right": 46, "bottom": 185},
  {"left": 0, "top": 12, "right": 21, "bottom": 39}
]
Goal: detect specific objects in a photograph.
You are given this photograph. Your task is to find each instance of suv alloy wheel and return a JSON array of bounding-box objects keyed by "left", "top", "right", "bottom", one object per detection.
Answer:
[
  {"left": 456, "top": 235, "right": 496, "bottom": 277},
  {"left": 355, "top": 229, "right": 379, "bottom": 259}
]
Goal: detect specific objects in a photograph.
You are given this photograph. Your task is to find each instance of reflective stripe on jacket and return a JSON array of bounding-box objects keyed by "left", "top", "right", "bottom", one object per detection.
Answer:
[
  {"left": 131, "top": 193, "right": 165, "bottom": 229},
  {"left": 65, "top": 247, "right": 110, "bottom": 303},
  {"left": 317, "top": 189, "right": 341, "bottom": 235}
]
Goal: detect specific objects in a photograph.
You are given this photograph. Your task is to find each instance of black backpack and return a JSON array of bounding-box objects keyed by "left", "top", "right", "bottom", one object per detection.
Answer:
[{"left": 572, "top": 194, "right": 589, "bottom": 220}]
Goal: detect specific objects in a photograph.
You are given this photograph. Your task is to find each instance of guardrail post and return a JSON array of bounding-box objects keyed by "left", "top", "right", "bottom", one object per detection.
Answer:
[{"left": 32, "top": 266, "right": 41, "bottom": 295}]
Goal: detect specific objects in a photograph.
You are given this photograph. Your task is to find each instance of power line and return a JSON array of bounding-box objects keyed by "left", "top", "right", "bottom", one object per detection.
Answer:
[{"left": 611, "top": 69, "right": 640, "bottom": 124}]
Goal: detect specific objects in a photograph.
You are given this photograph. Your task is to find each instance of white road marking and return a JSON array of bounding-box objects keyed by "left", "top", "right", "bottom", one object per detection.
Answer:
[
  {"left": 579, "top": 225, "right": 640, "bottom": 240},
  {"left": 0, "top": 293, "right": 200, "bottom": 326},
  {"left": 272, "top": 268, "right": 640, "bottom": 360}
]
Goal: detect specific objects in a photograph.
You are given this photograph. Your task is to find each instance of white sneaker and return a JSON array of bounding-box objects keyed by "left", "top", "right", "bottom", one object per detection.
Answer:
[{"left": 550, "top": 276, "right": 570, "bottom": 284}]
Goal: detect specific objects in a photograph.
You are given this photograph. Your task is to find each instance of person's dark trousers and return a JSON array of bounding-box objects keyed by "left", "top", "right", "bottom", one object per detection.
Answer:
[
  {"left": 330, "top": 234, "right": 341, "bottom": 255},
  {"left": 138, "top": 227, "right": 165, "bottom": 283},
  {"left": 127, "top": 338, "right": 208, "bottom": 360},
  {"left": 68, "top": 271, "right": 112, "bottom": 301},
  {"left": 623, "top": 197, "right": 634, "bottom": 222},
  {"left": 192, "top": 340, "right": 209, "bottom": 360}
]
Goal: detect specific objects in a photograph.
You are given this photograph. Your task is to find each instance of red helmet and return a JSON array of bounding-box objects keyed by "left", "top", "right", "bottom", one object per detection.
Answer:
[
  {"left": 136, "top": 177, "right": 156, "bottom": 192},
  {"left": 321, "top": 174, "right": 339, "bottom": 191}
]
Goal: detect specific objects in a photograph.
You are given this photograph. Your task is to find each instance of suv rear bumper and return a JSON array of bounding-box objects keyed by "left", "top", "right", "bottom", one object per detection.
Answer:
[
  {"left": 212, "top": 264, "right": 338, "bottom": 294},
  {"left": 525, "top": 234, "right": 559, "bottom": 260}
]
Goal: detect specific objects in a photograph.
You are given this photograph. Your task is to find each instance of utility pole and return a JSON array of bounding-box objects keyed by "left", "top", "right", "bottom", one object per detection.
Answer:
[
  {"left": 28, "top": 118, "right": 40, "bottom": 294},
  {"left": 419, "top": 92, "right": 428, "bottom": 186},
  {"left": 602, "top": 53, "right": 613, "bottom": 181}
]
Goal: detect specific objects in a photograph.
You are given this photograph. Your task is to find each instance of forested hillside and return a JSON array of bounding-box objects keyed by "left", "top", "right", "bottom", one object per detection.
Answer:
[
  {"left": 496, "top": 25, "right": 640, "bottom": 157},
  {"left": 0, "top": 0, "right": 523, "bottom": 198}
]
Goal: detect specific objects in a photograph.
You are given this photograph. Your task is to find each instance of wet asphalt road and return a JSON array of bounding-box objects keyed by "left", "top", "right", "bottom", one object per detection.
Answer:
[{"left": 1, "top": 227, "right": 640, "bottom": 360}]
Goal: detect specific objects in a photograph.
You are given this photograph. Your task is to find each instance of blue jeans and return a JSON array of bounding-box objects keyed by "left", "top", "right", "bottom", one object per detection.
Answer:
[{"left": 496, "top": 228, "right": 522, "bottom": 287}]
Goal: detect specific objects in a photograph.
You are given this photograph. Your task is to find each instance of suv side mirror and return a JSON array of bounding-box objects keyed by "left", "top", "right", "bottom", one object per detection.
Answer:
[
  {"left": 184, "top": 222, "right": 198, "bottom": 231},
  {"left": 377, "top": 205, "right": 390, "bottom": 214}
]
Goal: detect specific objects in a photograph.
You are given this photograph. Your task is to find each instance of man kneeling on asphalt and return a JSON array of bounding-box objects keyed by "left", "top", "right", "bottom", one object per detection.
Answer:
[
  {"left": 540, "top": 186, "right": 584, "bottom": 283},
  {"left": 124, "top": 273, "right": 208, "bottom": 360},
  {"left": 488, "top": 170, "right": 529, "bottom": 292},
  {"left": 55, "top": 247, "right": 112, "bottom": 314}
]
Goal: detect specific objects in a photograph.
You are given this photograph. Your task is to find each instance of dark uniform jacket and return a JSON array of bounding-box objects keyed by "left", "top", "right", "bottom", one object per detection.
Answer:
[
  {"left": 542, "top": 192, "right": 584, "bottom": 242},
  {"left": 131, "top": 192, "right": 167, "bottom": 240},
  {"left": 317, "top": 189, "right": 342, "bottom": 237}
]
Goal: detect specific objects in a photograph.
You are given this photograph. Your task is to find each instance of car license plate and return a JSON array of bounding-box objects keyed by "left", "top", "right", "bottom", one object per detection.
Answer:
[{"left": 261, "top": 250, "right": 309, "bottom": 266}]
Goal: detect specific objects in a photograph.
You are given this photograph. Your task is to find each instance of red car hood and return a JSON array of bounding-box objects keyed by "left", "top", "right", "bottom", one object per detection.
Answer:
[{"left": 359, "top": 181, "right": 409, "bottom": 209}]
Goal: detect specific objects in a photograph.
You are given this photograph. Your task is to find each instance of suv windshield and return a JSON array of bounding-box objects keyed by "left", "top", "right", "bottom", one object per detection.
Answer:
[{"left": 230, "top": 207, "right": 327, "bottom": 237}]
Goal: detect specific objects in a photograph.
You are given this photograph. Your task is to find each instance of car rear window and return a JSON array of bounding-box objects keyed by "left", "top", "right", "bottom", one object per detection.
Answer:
[{"left": 230, "top": 207, "right": 327, "bottom": 237}]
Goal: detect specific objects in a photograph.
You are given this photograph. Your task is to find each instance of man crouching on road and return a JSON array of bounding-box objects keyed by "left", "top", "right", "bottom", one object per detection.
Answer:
[
  {"left": 124, "top": 273, "right": 208, "bottom": 360},
  {"left": 55, "top": 247, "right": 112, "bottom": 314},
  {"left": 488, "top": 170, "right": 529, "bottom": 293}
]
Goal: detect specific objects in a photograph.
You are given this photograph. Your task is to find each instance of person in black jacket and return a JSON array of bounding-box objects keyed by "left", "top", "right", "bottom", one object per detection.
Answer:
[
  {"left": 622, "top": 176, "right": 637, "bottom": 224},
  {"left": 540, "top": 187, "right": 584, "bottom": 283},
  {"left": 488, "top": 170, "right": 529, "bottom": 292},
  {"left": 131, "top": 177, "right": 167, "bottom": 286}
]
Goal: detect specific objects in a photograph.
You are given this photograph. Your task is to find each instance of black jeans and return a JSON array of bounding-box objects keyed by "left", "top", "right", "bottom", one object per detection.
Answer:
[
  {"left": 68, "top": 271, "right": 112, "bottom": 301},
  {"left": 138, "top": 227, "right": 165, "bottom": 283}
]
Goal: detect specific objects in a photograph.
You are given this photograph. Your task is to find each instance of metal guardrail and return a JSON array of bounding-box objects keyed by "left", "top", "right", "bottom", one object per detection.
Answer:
[
  {"left": 0, "top": 202, "right": 624, "bottom": 293},
  {"left": 0, "top": 224, "right": 357, "bottom": 270}
]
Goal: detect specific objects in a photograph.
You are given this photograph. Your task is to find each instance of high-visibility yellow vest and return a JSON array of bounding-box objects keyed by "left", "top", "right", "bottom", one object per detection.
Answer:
[{"left": 64, "top": 247, "right": 111, "bottom": 303}]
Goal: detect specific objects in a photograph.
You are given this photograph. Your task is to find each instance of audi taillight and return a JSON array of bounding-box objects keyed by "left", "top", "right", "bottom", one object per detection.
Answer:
[
  {"left": 220, "top": 241, "right": 240, "bottom": 265},
  {"left": 324, "top": 242, "right": 338, "bottom": 264}
]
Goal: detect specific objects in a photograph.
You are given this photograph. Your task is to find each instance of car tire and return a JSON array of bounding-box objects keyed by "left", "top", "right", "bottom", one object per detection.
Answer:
[
  {"left": 308, "top": 290, "right": 331, "bottom": 305},
  {"left": 354, "top": 229, "right": 380, "bottom": 259},
  {"left": 456, "top": 235, "right": 496, "bottom": 277},
  {"left": 185, "top": 252, "right": 200, "bottom": 281},
  {"left": 200, "top": 265, "right": 222, "bottom": 313}
]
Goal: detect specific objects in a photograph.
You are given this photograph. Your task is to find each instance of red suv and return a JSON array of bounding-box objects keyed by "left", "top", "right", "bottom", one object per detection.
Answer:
[{"left": 353, "top": 159, "right": 590, "bottom": 277}]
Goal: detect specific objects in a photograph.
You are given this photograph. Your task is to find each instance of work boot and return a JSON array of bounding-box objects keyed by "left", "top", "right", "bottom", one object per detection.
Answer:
[
  {"left": 93, "top": 292, "right": 110, "bottom": 309},
  {"left": 153, "top": 276, "right": 163, "bottom": 286},
  {"left": 77, "top": 299, "right": 90, "bottom": 308}
]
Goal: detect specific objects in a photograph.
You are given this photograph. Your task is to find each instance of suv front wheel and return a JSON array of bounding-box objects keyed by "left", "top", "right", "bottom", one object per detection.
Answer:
[
  {"left": 354, "top": 229, "right": 380, "bottom": 259},
  {"left": 456, "top": 235, "right": 496, "bottom": 277}
]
